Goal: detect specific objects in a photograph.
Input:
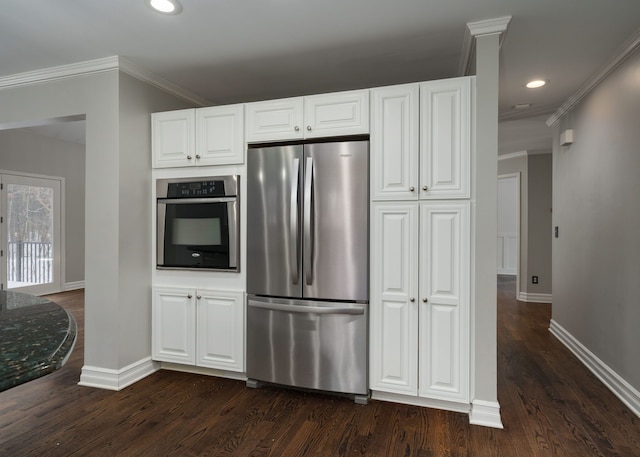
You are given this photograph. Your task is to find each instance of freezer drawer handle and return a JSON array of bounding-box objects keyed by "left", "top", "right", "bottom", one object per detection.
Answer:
[
  {"left": 304, "top": 157, "right": 314, "bottom": 285},
  {"left": 248, "top": 301, "right": 364, "bottom": 315},
  {"left": 290, "top": 158, "right": 300, "bottom": 285}
]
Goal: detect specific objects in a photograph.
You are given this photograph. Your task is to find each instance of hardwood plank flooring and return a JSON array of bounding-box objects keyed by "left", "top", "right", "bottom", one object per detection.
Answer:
[{"left": 1, "top": 281, "right": 639, "bottom": 456}]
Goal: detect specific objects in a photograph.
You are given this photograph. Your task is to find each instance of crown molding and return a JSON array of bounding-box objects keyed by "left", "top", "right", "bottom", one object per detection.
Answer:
[
  {"left": 498, "top": 151, "right": 527, "bottom": 161},
  {"left": 459, "top": 16, "right": 512, "bottom": 76},
  {"left": 117, "top": 57, "right": 211, "bottom": 106},
  {"left": 547, "top": 26, "right": 640, "bottom": 126},
  {"left": 499, "top": 104, "right": 557, "bottom": 122},
  {"left": 0, "top": 56, "right": 211, "bottom": 107}
]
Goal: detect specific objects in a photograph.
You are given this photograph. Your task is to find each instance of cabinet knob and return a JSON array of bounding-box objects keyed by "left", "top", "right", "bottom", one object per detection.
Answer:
[
  {"left": 423, "top": 298, "right": 428, "bottom": 303},
  {"left": 422, "top": 185, "right": 428, "bottom": 191},
  {"left": 409, "top": 186, "right": 415, "bottom": 192},
  {"left": 187, "top": 155, "right": 192, "bottom": 160},
  {"left": 195, "top": 154, "right": 201, "bottom": 159},
  {"left": 306, "top": 126, "right": 312, "bottom": 131},
  {"left": 294, "top": 126, "right": 300, "bottom": 132},
  {"left": 196, "top": 295, "right": 202, "bottom": 300},
  {"left": 187, "top": 294, "right": 193, "bottom": 299},
  {"left": 410, "top": 297, "right": 415, "bottom": 302}
]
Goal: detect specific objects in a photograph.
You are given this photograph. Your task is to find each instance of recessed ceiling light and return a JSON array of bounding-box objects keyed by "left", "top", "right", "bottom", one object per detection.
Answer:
[
  {"left": 513, "top": 103, "right": 532, "bottom": 110},
  {"left": 526, "top": 80, "right": 546, "bottom": 89},
  {"left": 147, "top": 0, "right": 182, "bottom": 14}
]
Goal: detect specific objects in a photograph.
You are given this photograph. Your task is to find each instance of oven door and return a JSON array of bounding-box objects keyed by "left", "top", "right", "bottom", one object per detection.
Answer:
[{"left": 157, "top": 197, "right": 238, "bottom": 271}]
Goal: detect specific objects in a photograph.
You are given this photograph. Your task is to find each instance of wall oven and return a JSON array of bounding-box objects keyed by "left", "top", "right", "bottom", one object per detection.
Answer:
[{"left": 156, "top": 176, "right": 239, "bottom": 271}]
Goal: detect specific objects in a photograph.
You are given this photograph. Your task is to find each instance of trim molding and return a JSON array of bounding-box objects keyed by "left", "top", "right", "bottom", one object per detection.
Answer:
[
  {"left": 64, "top": 280, "right": 85, "bottom": 291},
  {"left": 469, "top": 399, "right": 504, "bottom": 429},
  {"left": 549, "top": 319, "right": 640, "bottom": 418},
  {"left": 517, "top": 292, "right": 552, "bottom": 304},
  {"left": 0, "top": 55, "right": 210, "bottom": 107},
  {"left": 79, "top": 357, "right": 159, "bottom": 391},
  {"left": 547, "top": 26, "right": 640, "bottom": 126},
  {"left": 498, "top": 151, "right": 527, "bottom": 161},
  {"left": 459, "top": 16, "right": 512, "bottom": 76}
]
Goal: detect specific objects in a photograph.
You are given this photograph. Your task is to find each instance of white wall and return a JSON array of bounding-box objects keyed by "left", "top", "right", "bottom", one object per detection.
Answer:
[
  {"left": 0, "top": 69, "right": 193, "bottom": 376},
  {"left": 0, "top": 128, "right": 85, "bottom": 284},
  {"left": 552, "top": 46, "right": 640, "bottom": 391}
]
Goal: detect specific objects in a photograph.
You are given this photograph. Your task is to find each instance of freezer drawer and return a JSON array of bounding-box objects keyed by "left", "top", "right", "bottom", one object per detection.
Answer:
[{"left": 246, "top": 296, "right": 368, "bottom": 396}]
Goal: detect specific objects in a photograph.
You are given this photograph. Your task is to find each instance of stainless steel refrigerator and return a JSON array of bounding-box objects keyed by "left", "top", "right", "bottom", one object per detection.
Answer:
[{"left": 246, "top": 139, "right": 369, "bottom": 401}]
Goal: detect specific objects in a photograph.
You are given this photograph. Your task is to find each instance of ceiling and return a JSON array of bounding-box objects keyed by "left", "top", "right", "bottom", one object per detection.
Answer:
[{"left": 2, "top": 0, "right": 640, "bottom": 153}]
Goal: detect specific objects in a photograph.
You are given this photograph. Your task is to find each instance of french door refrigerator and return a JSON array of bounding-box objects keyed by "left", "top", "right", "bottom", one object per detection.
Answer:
[{"left": 246, "top": 139, "right": 369, "bottom": 400}]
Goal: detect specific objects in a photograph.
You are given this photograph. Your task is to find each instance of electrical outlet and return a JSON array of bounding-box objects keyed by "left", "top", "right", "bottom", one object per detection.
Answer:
[{"left": 532, "top": 276, "right": 539, "bottom": 284}]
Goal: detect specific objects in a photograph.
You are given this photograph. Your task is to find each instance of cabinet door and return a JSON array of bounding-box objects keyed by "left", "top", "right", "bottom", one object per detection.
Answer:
[
  {"left": 304, "top": 89, "right": 370, "bottom": 138},
  {"left": 371, "top": 84, "right": 419, "bottom": 201},
  {"left": 370, "top": 203, "right": 419, "bottom": 395},
  {"left": 152, "top": 287, "right": 196, "bottom": 365},
  {"left": 418, "top": 202, "right": 469, "bottom": 402},
  {"left": 152, "top": 109, "right": 195, "bottom": 168},
  {"left": 196, "top": 289, "right": 244, "bottom": 372},
  {"left": 419, "top": 77, "right": 471, "bottom": 199},
  {"left": 196, "top": 104, "right": 245, "bottom": 166},
  {"left": 245, "top": 97, "right": 304, "bottom": 143}
]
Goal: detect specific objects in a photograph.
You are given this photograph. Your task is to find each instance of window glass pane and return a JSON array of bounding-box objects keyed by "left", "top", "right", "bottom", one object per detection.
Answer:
[{"left": 7, "top": 184, "right": 54, "bottom": 288}]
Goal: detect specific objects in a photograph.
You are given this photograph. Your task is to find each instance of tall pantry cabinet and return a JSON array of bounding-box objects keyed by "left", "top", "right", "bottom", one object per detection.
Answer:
[{"left": 369, "top": 77, "right": 472, "bottom": 410}]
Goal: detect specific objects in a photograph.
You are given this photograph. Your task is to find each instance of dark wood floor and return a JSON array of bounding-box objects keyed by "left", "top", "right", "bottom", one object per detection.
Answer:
[{"left": 1, "top": 280, "right": 639, "bottom": 456}]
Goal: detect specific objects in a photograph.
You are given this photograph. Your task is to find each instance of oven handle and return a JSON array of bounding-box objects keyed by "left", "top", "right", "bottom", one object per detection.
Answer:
[
  {"left": 157, "top": 197, "right": 237, "bottom": 204},
  {"left": 248, "top": 300, "right": 365, "bottom": 315}
]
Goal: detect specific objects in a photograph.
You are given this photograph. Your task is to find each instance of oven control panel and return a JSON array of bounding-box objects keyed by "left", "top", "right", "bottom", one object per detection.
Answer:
[
  {"left": 167, "top": 180, "right": 224, "bottom": 198},
  {"left": 157, "top": 175, "right": 239, "bottom": 199}
]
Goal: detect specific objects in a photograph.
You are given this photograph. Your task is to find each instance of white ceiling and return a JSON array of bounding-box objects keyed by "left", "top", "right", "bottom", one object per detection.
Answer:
[{"left": 1, "top": 0, "right": 640, "bottom": 153}]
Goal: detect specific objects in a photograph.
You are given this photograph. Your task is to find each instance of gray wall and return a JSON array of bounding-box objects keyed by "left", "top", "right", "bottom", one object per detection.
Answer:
[
  {"left": 553, "top": 47, "right": 640, "bottom": 389},
  {"left": 0, "top": 127, "right": 85, "bottom": 284},
  {"left": 0, "top": 70, "right": 192, "bottom": 373},
  {"left": 527, "top": 153, "right": 552, "bottom": 296},
  {"left": 498, "top": 151, "right": 552, "bottom": 297}
]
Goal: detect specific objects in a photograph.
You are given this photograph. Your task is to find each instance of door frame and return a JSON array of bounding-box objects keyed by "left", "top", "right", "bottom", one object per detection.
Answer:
[
  {"left": 0, "top": 169, "right": 65, "bottom": 295},
  {"left": 497, "top": 172, "right": 520, "bottom": 293}
]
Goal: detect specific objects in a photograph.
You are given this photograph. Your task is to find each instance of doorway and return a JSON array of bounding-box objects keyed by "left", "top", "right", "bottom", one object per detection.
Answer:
[{"left": 0, "top": 172, "right": 63, "bottom": 295}]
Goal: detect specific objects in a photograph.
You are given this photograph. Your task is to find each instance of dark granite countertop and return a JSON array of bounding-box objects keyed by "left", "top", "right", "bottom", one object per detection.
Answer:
[{"left": 0, "top": 290, "right": 77, "bottom": 392}]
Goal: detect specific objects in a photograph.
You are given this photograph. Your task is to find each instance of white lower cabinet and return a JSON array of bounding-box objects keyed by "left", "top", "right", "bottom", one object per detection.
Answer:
[
  {"left": 152, "top": 287, "right": 244, "bottom": 372},
  {"left": 370, "top": 201, "right": 469, "bottom": 404}
]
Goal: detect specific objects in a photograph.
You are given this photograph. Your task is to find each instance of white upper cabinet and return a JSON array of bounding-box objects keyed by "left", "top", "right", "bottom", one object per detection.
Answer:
[
  {"left": 245, "top": 89, "right": 369, "bottom": 143},
  {"left": 196, "top": 104, "right": 245, "bottom": 166},
  {"left": 152, "top": 105, "right": 244, "bottom": 168},
  {"left": 152, "top": 109, "right": 195, "bottom": 169},
  {"left": 371, "top": 84, "right": 419, "bottom": 200},
  {"left": 371, "top": 77, "right": 473, "bottom": 201},
  {"left": 244, "top": 97, "right": 304, "bottom": 142},
  {"left": 419, "top": 78, "right": 471, "bottom": 199},
  {"left": 303, "top": 89, "right": 369, "bottom": 139}
]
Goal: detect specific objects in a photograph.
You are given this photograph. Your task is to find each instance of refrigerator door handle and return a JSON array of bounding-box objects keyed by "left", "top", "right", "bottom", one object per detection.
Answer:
[
  {"left": 304, "top": 156, "right": 314, "bottom": 285},
  {"left": 248, "top": 300, "right": 365, "bottom": 315},
  {"left": 290, "top": 158, "right": 300, "bottom": 285}
]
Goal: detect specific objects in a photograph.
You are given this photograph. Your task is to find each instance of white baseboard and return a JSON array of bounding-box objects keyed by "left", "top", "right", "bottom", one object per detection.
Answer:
[
  {"left": 64, "top": 280, "right": 85, "bottom": 291},
  {"left": 371, "top": 390, "right": 470, "bottom": 414},
  {"left": 550, "top": 319, "right": 640, "bottom": 418},
  {"left": 159, "top": 362, "right": 247, "bottom": 382},
  {"left": 469, "top": 399, "right": 504, "bottom": 429},
  {"left": 79, "top": 357, "right": 160, "bottom": 391},
  {"left": 517, "top": 292, "right": 552, "bottom": 303}
]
